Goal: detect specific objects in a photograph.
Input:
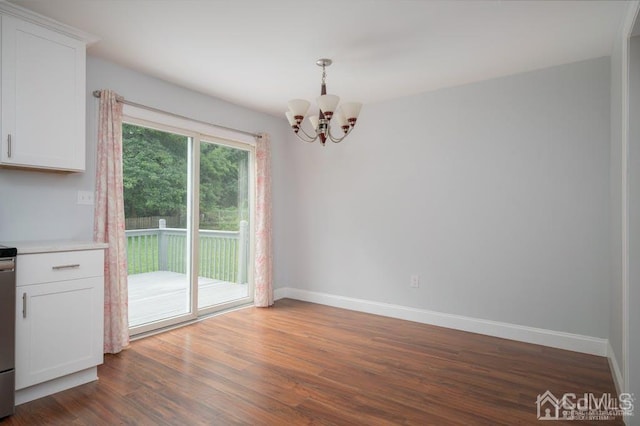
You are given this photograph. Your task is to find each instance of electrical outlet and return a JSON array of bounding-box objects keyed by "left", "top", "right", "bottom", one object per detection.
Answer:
[
  {"left": 410, "top": 274, "right": 420, "bottom": 288},
  {"left": 77, "top": 190, "right": 94, "bottom": 205}
]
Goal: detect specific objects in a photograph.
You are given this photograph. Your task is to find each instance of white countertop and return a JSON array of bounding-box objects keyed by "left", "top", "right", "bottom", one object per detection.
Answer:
[{"left": 0, "top": 240, "right": 108, "bottom": 255}]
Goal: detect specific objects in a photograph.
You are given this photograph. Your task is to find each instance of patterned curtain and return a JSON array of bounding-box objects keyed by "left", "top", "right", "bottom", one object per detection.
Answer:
[
  {"left": 254, "top": 133, "right": 273, "bottom": 307},
  {"left": 94, "top": 90, "right": 129, "bottom": 353}
]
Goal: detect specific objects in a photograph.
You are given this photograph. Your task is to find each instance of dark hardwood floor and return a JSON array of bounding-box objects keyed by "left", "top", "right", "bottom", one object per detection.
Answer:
[{"left": 2, "top": 299, "right": 621, "bottom": 425}]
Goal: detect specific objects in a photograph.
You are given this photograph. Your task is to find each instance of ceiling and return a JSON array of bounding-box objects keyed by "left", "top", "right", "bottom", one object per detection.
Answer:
[{"left": 7, "top": 0, "right": 629, "bottom": 117}]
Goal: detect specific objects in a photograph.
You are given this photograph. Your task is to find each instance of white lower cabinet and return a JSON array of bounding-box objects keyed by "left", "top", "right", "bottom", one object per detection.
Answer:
[{"left": 15, "top": 249, "right": 104, "bottom": 394}]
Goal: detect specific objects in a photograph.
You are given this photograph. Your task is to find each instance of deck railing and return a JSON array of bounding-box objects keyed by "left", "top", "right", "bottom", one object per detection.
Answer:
[{"left": 125, "top": 220, "right": 249, "bottom": 283}]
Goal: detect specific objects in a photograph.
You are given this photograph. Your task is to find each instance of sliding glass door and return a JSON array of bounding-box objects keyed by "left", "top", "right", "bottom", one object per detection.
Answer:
[
  {"left": 123, "top": 123, "right": 192, "bottom": 330},
  {"left": 197, "top": 141, "right": 251, "bottom": 312},
  {"left": 122, "top": 119, "right": 254, "bottom": 334}
]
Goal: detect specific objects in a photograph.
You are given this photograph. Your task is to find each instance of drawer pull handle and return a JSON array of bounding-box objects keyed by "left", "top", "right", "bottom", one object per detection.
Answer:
[
  {"left": 7, "top": 134, "right": 12, "bottom": 158},
  {"left": 22, "top": 292, "right": 27, "bottom": 319},
  {"left": 52, "top": 264, "right": 80, "bottom": 270}
]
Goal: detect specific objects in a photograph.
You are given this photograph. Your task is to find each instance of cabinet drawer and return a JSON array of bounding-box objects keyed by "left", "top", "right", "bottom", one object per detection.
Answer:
[{"left": 17, "top": 250, "right": 104, "bottom": 286}]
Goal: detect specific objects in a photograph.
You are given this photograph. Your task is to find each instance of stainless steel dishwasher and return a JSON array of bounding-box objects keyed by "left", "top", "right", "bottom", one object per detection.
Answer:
[{"left": 0, "top": 245, "right": 17, "bottom": 419}]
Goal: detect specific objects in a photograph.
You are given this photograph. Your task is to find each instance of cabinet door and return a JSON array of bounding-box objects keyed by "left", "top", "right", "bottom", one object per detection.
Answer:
[
  {"left": 15, "top": 277, "right": 104, "bottom": 390},
  {"left": 1, "top": 15, "right": 86, "bottom": 171}
]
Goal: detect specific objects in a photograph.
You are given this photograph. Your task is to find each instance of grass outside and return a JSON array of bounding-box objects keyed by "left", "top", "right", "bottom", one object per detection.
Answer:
[{"left": 127, "top": 234, "right": 159, "bottom": 275}]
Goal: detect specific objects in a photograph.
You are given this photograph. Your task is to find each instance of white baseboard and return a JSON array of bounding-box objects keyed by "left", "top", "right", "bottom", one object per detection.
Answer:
[
  {"left": 607, "top": 341, "right": 625, "bottom": 395},
  {"left": 274, "top": 287, "right": 608, "bottom": 357},
  {"left": 274, "top": 287, "right": 289, "bottom": 301},
  {"left": 15, "top": 367, "right": 98, "bottom": 405}
]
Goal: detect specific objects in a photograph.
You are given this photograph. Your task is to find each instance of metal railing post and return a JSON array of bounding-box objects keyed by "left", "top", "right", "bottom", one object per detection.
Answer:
[{"left": 237, "top": 220, "right": 248, "bottom": 284}]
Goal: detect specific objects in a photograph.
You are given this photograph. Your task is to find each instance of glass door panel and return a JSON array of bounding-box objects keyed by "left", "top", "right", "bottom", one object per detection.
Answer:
[
  {"left": 197, "top": 141, "right": 250, "bottom": 310},
  {"left": 123, "top": 123, "right": 193, "bottom": 329}
]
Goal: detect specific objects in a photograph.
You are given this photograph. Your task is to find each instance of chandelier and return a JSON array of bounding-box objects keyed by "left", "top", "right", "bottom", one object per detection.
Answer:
[{"left": 285, "top": 58, "right": 362, "bottom": 145}]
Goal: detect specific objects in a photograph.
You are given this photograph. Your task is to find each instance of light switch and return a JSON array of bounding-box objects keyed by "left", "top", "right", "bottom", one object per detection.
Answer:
[{"left": 77, "top": 190, "right": 94, "bottom": 205}]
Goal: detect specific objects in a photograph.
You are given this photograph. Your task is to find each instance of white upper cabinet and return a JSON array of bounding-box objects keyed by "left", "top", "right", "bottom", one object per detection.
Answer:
[{"left": 0, "top": 12, "right": 88, "bottom": 172}]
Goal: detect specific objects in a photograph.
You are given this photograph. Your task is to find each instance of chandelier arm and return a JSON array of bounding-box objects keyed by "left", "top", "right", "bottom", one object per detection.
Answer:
[
  {"left": 294, "top": 130, "right": 318, "bottom": 143},
  {"left": 327, "top": 126, "right": 351, "bottom": 143},
  {"left": 297, "top": 126, "right": 319, "bottom": 141}
]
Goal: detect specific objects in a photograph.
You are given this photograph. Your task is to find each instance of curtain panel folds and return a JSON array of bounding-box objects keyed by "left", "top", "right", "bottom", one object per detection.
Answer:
[
  {"left": 94, "top": 90, "right": 129, "bottom": 353},
  {"left": 254, "top": 133, "right": 273, "bottom": 307}
]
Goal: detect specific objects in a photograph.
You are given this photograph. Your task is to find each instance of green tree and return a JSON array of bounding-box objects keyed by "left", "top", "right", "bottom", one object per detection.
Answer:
[
  {"left": 123, "top": 123, "right": 188, "bottom": 218},
  {"left": 199, "top": 143, "right": 248, "bottom": 229},
  {"left": 123, "top": 124, "right": 249, "bottom": 230}
]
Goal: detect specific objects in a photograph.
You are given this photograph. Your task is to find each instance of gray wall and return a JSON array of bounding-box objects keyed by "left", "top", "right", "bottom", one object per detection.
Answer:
[
  {"left": 0, "top": 169, "right": 94, "bottom": 241},
  {"left": 0, "top": 56, "right": 291, "bottom": 289},
  {"left": 284, "top": 57, "right": 611, "bottom": 338}
]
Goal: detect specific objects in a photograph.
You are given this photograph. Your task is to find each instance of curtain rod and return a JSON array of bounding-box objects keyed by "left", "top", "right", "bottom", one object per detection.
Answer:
[{"left": 92, "top": 90, "right": 262, "bottom": 139}]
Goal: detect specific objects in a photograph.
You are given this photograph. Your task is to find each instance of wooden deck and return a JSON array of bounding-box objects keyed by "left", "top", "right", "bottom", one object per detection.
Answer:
[{"left": 128, "top": 271, "right": 248, "bottom": 327}]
